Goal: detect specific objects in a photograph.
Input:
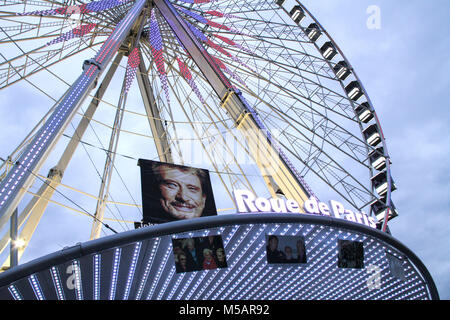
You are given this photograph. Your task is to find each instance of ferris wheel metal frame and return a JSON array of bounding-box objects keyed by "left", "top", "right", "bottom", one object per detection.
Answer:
[{"left": 0, "top": 0, "right": 396, "bottom": 270}]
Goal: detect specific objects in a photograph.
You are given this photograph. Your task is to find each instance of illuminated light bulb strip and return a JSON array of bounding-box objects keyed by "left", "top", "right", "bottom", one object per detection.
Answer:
[
  {"left": 175, "top": 5, "right": 207, "bottom": 24},
  {"left": 251, "top": 262, "right": 312, "bottom": 299},
  {"left": 305, "top": 233, "right": 371, "bottom": 300},
  {"left": 264, "top": 230, "right": 338, "bottom": 300},
  {"left": 231, "top": 224, "right": 306, "bottom": 300},
  {"left": 50, "top": 266, "right": 65, "bottom": 300},
  {"left": 167, "top": 269, "right": 187, "bottom": 300},
  {"left": 206, "top": 40, "right": 256, "bottom": 74},
  {"left": 207, "top": 224, "right": 266, "bottom": 300},
  {"left": 0, "top": 75, "right": 90, "bottom": 208},
  {"left": 282, "top": 234, "right": 428, "bottom": 298},
  {"left": 145, "top": 240, "right": 173, "bottom": 300},
  {"left": 239, "top": 224, "right": 301, "bottom": 299},
  {"left": 172, "top": 229, "right": 215, "bottom": 300},
  {"left": 266, "top": 241, "right": 336, "bottom": 300},
  {"left": 149, "top": 8, "right": 170, "bottom": 105},
  {"left": 323, "top": 239, "right": 383, "bottom": 299},
  {"left": 181, "top": 19, "right": 255, "bottom": 78},
  {"left": 212, "top": 34, "right": 255, "bottom": 56},
  {"left": 93, "top": 254, "right": 101, "bottom": 300},
  {"left": 356, "top": 264, "right": 404, "bottom": 300},
  {"left": 314, "top": 244, "right": 382, "bottom": 300},
  {"left": 222, "top": 246, "right": 270, "bottom": 299},
  {"left": 124, "top": 47, "right": 141, "bottom": 94},
  {"left": 279, "top": 258, "right": 335, "bottom": 300},
  {"left": 369, "top": 276, "right": 426, "bottom": 300},
  {"left": 361, "top": 267, "right": 427, "bottom": 300},
  {"left": 354, "top": 246, "right": 424, "bottom": 300},
  {"left": 46, "top": 23, "right": 96, "bottom": 47},
  {"left": 122, "top": 242, "right": 142, "bottom": 300},
  {"left": 250, "top": 266, "right": 283, "bottom": 299},
  {"left": 177, "top": 0, "right": 215, "bottom": 4},
  {"left": 28, "top": 274, "right": 45, "bottom": 300},
  {"left": 85, "top": 0, "right": 145, "bottom": 78},
  {"left": 215, "top": 224, "right": 283, "bottom": 300},
  {"left": 266, "top": 227, "right": 327, "bottom": 300},
  {"left": 84, "top": 0, "right": 130, "bottom": 12},
  {"left": 186, "top": 269, "right": 218, "bottom": 300},
  {"left": 176, "top": 267, "right": 204, "bottom": 300},
  {"left": 280, "top": 244, "right": 342, "bottom": 299},
  {"left": 0, "top": 0, "right": 146, "bottom": 217},
  {"left": 72, "top": 260, "right": 83, "bottom": 300},
  {"left": 330, "top": 244, "right": 428, "bottom": 300},
  {"left": 176, "top": 57, "right": 207, "bottom": 105},
  {"left": 189, "top": 226, "right": 237, "bottom": 300},
  {"left": 184, "top": 20, "right": 208, "bottom": 42},
  {"left": 183, "top": 20, "right": 251, "bottom": 76},
  {"left": 8, "top": 285, "right": 22, "bottom": 300},
  {"left": 199, "top": 225, "right": 258, "bottom": 299},
  {"left": 392, "top": 281, "right": 428, "bottom": 300},
  {"left": 218, "top": 226, "right": 270, "bottom": 299},
  {"left": 385, "top": 248, "right": 404, "bottom": 259},
  {"left": 235, "top": 91, "right": 318, "bottom": 200},
  {"left": 93, "top": 0, "right": 145, "bottom": 66},
  {"left": 301, "top": 252, "right": 343, "bottom": 299},
  {"left": 16, "top": 0, "right": 131, "bottom": 16},
  {"left": 135, "top": 238, "right": 160, "bottom": 300},
  {"left": 210, "top": 56, "right": 244, "bottom": 89},
  {"left": 204, "top": 10, "right": 240, "bottom": 19},
  {"left": 174, "top": 5, "right": 246, "bottom": 35},
  {"left": 109, "top": 248, "right": 121, "bottom": 300},
  {"left": 337, "top": 247, "right": 392, "bottom": 299},
  {"left": 233, "top": 253, "right": 270, "bottom": 300},
  {"left": 157, "top": 267, "right": 176, "bottom": 300}
]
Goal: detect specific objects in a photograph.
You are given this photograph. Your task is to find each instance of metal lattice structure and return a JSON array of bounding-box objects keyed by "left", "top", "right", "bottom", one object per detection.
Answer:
[
  {"left": 0, "top": 215, "right": 439, "bottom": 300},
  {"left": 0, "top": 0, "right": 397, "bottom": 280}
]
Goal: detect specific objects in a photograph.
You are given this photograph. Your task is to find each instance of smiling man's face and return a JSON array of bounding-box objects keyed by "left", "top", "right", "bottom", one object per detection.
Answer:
[{"left": 157, "top": 166, "right": 206, "bottom": 220}]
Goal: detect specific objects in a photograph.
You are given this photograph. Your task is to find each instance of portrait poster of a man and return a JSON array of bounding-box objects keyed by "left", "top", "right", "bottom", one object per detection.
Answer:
[{"left": 138, "top": 159, "right": 218, "bottom": 224}]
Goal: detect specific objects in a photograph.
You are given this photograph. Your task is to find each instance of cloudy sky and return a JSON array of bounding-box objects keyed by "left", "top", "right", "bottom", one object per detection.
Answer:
[
  {"left": 301, "top": 0, "right": 450, "bottom": 298},
  {"left": 0, "top": 0, "right": 448, "bottom": 299}
]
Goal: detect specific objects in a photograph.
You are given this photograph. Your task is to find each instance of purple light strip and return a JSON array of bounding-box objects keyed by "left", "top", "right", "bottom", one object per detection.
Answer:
[
  {"left": 17, "top": 0, "right": 130, "bottom": 16},
  {"left": 149, "top": 8, "right": 170, "bottom": 104},
  {"left": 177, "top": 57, "right": 207, "bottom": 105},
  {"left": 46, "top": 23, "right": 96, "bottom": 47},
  {"left": 124, "top": 47, "right": 140, "bottom": 93},
  {"left": 181, "top": 20, "right": 253, "bottom": 83},
  {"left": 0, "top": 0, "right": 146, "bottom": 221}
]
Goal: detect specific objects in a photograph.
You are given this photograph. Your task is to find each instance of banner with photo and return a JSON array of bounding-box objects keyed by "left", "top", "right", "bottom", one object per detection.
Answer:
[
  {"left": 172, "top": 235, "right": 228, "bottom": 273},
  {"left": 265, "top": 235, "right": 307, "bottom": 264},
  {"left": 138, "top": 159, "right": 218, "bottom": 224}
]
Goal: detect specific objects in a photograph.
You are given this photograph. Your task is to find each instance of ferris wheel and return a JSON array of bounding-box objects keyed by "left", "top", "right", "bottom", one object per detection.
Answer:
[{"left": 0, "top": 0, "right": 396, "bottom": 268}]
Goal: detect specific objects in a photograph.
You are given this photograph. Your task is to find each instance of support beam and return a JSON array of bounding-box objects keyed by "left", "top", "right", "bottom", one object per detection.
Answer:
[
  {"left": 136, "top": 53, "right": 173, "bottom": 163},
  {"left": 0, "top": 0, "right": 147, "bottom": 232},
  {"left": 0, "top": 54, "right": 124, "bottom": 267},
  {"left": 90, "top": 80, "right": 127, "bottom": 240},
  {"left": 154, "top": 0, "right": 311, "bottom": 207},
  {"left": 90, "top": 8, "right": 150, "bottom": 240},
  {"left": 9, "top": 208, "right": 18, "bottom": 268}
]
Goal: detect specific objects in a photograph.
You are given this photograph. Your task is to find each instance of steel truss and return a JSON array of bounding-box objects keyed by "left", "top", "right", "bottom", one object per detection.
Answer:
[{"left": 0, "top": 0, "right": 396, "bottom": 268}]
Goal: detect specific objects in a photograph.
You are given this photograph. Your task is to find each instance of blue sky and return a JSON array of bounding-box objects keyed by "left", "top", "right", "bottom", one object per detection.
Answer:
[
  {"left": 301, "top": 0, "right": 450, "bottom": 298},
  {"left": 0, "top": 0, "right": 448, "bottom": 299}
]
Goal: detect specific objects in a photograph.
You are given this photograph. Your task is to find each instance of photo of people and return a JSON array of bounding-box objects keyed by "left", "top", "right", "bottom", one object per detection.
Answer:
[
  {"left": 266, "top": 235, "right": 307, "bottom": 264},
  {"left": 172, "top": 235, "right": 228, "bottom": 273},
  {"left": 138, "top": 159, "right": 218, "bottom": 224},
  {"left": 337, "top": 240, "right": 364, "bottom": 269}
]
